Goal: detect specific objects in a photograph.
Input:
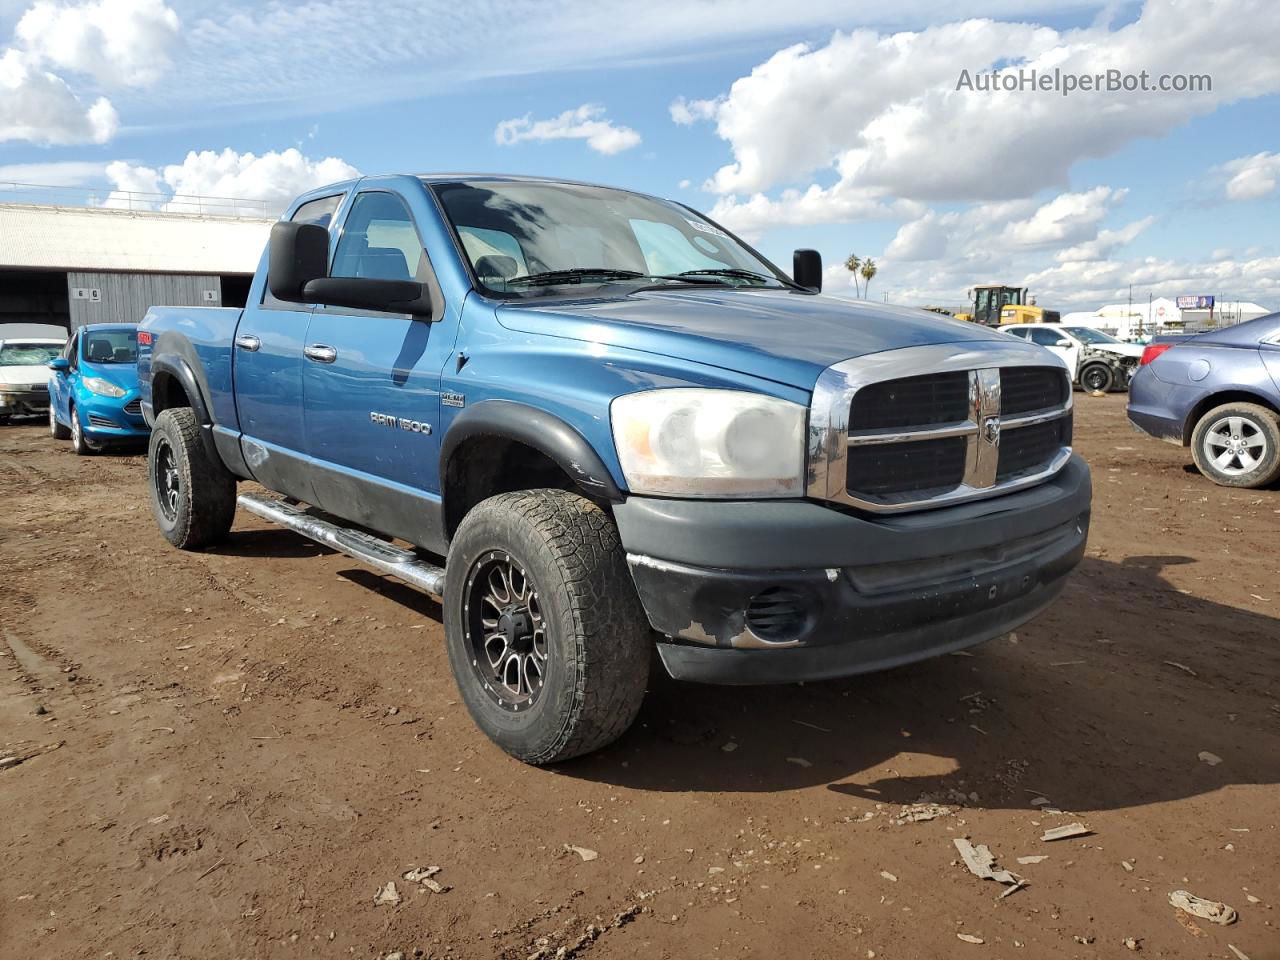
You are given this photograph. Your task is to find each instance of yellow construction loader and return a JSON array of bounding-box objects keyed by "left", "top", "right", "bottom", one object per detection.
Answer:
[{"left": 955, "top": 285, "right": 1060, "bottom": 327}]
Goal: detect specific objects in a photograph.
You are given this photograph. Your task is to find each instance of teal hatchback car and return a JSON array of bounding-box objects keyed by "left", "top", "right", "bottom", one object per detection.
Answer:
[{"left": 48, "top": 324, "right": 148, "bottom": 454}]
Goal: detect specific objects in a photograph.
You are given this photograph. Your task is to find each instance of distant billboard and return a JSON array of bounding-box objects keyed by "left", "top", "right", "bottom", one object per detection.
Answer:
[{"left": 1176, "top": 295, "right": 1215, "bottom": 309}]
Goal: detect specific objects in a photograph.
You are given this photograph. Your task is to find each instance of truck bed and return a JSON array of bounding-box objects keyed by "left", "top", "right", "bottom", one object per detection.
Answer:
[{"left": 138, "top": 305, "right": 243, "bottom": 431}]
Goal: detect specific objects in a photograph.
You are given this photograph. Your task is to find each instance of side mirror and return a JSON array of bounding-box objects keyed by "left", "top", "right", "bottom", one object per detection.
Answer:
[
  {"left": 48, "top": 357, "right": 69, "bottom": 372},
  {"left": 1055, "top": 339, "right": 1073, "bottom": 348},
  {"left": 268, "top": 221, "right": 330, "bottom": 303},
  {"left": 301, "top": 277, "right": 433, "bottom": 316},
  {"left": 793, "top": 249, "right": 822, "bottom": 292}
]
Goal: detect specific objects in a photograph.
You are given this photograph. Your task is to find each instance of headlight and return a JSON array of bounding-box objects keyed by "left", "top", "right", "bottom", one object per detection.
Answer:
[
  {"left": 81, "top": 377, "right": 126, "bottom": 398},
  {"left": 611, "top": 389, "right": 806, "bottom": 497}
]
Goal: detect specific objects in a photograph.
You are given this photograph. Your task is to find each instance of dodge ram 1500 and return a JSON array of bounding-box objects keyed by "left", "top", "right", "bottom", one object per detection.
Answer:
[{"left": 138, "top": 174, "right": 1091, "bottom": 763}]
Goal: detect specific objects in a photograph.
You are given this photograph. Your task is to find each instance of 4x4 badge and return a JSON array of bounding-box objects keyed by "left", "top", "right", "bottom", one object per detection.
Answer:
[{"left": 441, "top": 391, "right": 465, "bottom": 408}]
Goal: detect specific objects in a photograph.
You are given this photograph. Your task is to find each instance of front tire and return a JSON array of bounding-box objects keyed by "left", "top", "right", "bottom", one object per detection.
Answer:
[
  {"left": 1079, "top": 363, "right": 1114, "bottom": 393},
  {"left": 69, "top": 403, "right": 95, "bottom": 455},
  {"left": 147, "top": 407, "right": 236, "bottom": 549},
  {"left": 1191, "top": 402, "right": 1280, "bottom": 488},
  {"left": 49, "top": 403, "right": 70, "bottom": 439},
  {"left": 444, "top": 489, "right": 651, "bottom": 765}
]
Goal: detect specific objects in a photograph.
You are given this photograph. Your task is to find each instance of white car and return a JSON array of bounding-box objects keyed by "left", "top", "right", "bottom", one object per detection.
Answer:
[
  {"left": 0, "top": 336, "right": 66, "bottom": 423},
  {"left": 1000, "top": 323, "right": 1145, "bottom": 392}
]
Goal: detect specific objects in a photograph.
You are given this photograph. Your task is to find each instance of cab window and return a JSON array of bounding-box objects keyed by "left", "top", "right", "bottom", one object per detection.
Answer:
[{"left": 332, "top": 192, "right": 423, "bottom": 283}]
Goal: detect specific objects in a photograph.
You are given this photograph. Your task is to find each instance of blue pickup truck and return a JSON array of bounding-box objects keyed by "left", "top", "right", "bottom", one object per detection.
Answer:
[{"left": 138, "top": 174, "right": 1091, "bottom": 763}]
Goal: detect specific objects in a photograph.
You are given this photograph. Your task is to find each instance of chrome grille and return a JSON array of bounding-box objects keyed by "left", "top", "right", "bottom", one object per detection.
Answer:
[
  {"left": 807, "top": 343, "right": 1073, "bottom": 513},
  {"left": 123, "top": 398, "right": 142, "bottom": 417},
  {"left": 87, "top": 414, "right": 116, "bottom": 429}
]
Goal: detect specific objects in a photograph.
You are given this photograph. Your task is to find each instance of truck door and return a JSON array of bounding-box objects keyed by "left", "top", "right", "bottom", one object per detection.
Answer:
[
  {"left": 232, "top": 193, "right": 344, "bottom": 501},
  {"left": 301, "top": 189, "right": 450, "bottom": 549}
]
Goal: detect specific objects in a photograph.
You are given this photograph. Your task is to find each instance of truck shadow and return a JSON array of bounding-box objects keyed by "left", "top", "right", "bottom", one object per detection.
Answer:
[{"left": 564, "top": 554, "right": 1280, "bottom": 812}]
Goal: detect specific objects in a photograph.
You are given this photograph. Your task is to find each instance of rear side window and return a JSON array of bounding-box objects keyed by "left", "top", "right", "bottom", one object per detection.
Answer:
[{"left": 291, "top": 194, "right": 342, "bottom": 228}]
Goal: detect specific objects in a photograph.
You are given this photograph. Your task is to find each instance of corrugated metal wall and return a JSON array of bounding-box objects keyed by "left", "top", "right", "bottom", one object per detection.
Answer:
[{"left": 66, "top": 272, "right": 222, "bottom": 329}]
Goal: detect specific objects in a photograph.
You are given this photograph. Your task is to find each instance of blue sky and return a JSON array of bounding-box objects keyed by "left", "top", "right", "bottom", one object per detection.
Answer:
[{"left": 2, "top": 0, "right": 1278, "bottom": 311}]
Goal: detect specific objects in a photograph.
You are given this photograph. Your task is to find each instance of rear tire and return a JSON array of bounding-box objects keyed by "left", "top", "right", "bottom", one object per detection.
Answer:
[
  {"left": 1190, "top": 402, "right": 1280, "bottom": 489},
  {"left": 147, "top": 407, "right": 236, "bottom": 549},
  {"left": 69, "top": 403, "right": 95, "bottom": 455},
  {"left": 49, "top": 403, "right": 70, "bottom": 439},
  {"left": 443, "top": 489, "right": 650, "bottom": 764},
  {"left": 1079, "top": 363, "right": 1114, "bottom": 393}
]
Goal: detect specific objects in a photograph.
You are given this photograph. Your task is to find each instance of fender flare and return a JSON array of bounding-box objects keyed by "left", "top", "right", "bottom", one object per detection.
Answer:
[
  {"left": 149, "top": 354, "right": 222, "bottom": 465},
  {"left": 440, "top": 400, "right": 624, "bottom": 502},
  {"left": 150, "top": 355, "right": 213, "bottom": 425}
]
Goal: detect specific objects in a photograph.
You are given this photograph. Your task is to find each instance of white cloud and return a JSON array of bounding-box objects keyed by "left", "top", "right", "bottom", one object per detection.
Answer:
[
  {"left": 709, "top": 182, "right": 923, "bottom": 240},
  {"left": 1005, "top": 186, "right": 1124, "bottom": 248},
  {"left": 1055, "top": 216, "right": 1155, "bottom": 262},
  {"left": 15, "top": 0, "right": 180, "bottom": 88},
  {"left": 494, "top": 103, "right": 640, "bottom": 155},
  {"left": 0, "top": 0, "right": 178, "bottom": 145},
  {"left": 677, "top": 0, "right": 1280, "bottom": 211},
  {"left": 1220, "top": 151, "right": 1280, "bottom": 200},
  {"left": 669, "top": 95, "right": 719, "bottom": 125},
  {"left": 105, "top": 148, "right": 360, "bottom": 216},
  {"left": 0, "top": 48, "right": 117, "bottom": 144},
  {"left": 0, "top": 159, "right": 107, "bottom": 184}
]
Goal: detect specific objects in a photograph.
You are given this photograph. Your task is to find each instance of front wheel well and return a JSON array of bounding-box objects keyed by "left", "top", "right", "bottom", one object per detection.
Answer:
[
  {"left": 443, "top": 436, "right": 600, "bottom": 539},
  {"left": 151, "top": 370, "right": 194, "bottom": 416},
  {"left": 1183, "top": 391, "right": 1280, "bottom": 445}
]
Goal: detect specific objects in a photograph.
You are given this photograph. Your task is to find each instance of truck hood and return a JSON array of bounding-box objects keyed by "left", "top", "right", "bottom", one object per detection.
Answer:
[{"left": 496, "top": 288, "right": 1010, "bottom": 389}]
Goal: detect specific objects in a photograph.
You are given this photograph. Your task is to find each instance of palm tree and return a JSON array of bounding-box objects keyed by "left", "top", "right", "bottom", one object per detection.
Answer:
[
  {"left": 843, "top": 254, "right": 862, "bottom": 297},
  {"left": 860, "top": 258, "right": 877, "bottom": 300}
]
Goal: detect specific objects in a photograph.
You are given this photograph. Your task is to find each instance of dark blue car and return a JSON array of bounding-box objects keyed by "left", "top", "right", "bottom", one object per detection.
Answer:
[
  {"left": 47, "top": 324, "right": 148, "bottom": 454},
  {"left": 1128, "top": 312, "right": 1280, "bottom": 487}
]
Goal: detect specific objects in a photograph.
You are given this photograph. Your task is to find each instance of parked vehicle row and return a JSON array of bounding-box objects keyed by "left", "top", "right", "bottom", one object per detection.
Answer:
[{"left": 4, "top": 176, "right": 1275, "bottom": 764}]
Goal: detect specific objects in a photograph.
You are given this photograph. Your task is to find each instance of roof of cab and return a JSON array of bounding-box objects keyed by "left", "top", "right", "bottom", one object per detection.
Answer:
[{"left": 79, "top": 323, "right": 138, "bottom": 333}]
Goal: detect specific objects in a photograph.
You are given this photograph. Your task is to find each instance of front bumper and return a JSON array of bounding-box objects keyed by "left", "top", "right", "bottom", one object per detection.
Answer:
[
  {"left": 0, "top": 388, "right": 50, "bottom": 414},
  {"left": 77, "top": 391, "right": 148, "bottom": 440},
  {"left": 615, "top": 455, "right": 1091, "bottom": 685}
]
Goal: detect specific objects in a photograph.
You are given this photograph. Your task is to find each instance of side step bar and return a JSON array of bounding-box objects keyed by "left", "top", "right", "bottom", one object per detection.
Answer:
[{"left": 236, "top": 493, "right": 446, "bottom": 600}]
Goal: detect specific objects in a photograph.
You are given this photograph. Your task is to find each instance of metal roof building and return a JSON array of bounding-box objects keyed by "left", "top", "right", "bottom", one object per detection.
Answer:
[{"left": 0, "top": 190, "right": 273, "bottom": 333}]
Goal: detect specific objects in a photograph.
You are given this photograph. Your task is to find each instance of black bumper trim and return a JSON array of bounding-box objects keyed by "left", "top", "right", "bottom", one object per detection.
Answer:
[{"left": 656, "top": 574, "right": 1067, "bottom": 685}]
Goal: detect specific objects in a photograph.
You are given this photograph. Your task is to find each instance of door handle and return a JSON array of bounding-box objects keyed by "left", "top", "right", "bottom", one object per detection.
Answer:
[
  {"left": 234, "top": 335, "right": 261, "bottom": 352},
  {"left": 304, "top": 344, "right": 338, "bottom": 364}
]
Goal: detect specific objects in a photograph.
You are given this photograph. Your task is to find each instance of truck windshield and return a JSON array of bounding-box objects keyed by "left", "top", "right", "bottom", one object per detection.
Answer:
[
  {"left": 82, "top": 330, "right": 138, "bottom": 364},
  {"left": 430, "top": 180, "right": 789, "bottom": 297}
]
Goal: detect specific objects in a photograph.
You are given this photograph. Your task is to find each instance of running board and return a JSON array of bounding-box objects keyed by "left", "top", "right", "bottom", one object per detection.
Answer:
[{"left": 236, "top": 493, "right": 446, "bottom": 599}]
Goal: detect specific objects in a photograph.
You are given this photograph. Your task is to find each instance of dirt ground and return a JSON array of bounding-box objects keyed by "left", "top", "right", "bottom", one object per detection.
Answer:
[{"left": 1, "top": 394, "right": 1278, "bottom": 960}]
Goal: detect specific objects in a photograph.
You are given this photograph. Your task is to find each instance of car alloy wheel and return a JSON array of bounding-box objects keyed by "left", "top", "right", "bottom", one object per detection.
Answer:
[
  {"left": 153, "top": 436, "right": 181, "bottom": 521},
  {"left": 462, "top": 550, "right": 549, "bottom": 712},
  {"left": 1202, "top": 415, "right": 1268, "bottom": 476}
]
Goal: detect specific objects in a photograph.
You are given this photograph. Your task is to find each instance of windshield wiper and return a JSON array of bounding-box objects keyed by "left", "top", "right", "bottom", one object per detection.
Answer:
[
  {"left": 666, "top": 268, "right": 783, "bottom": 286},
  {"left": 505, "top": 268, "right": 648, "bottom": 287}
]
